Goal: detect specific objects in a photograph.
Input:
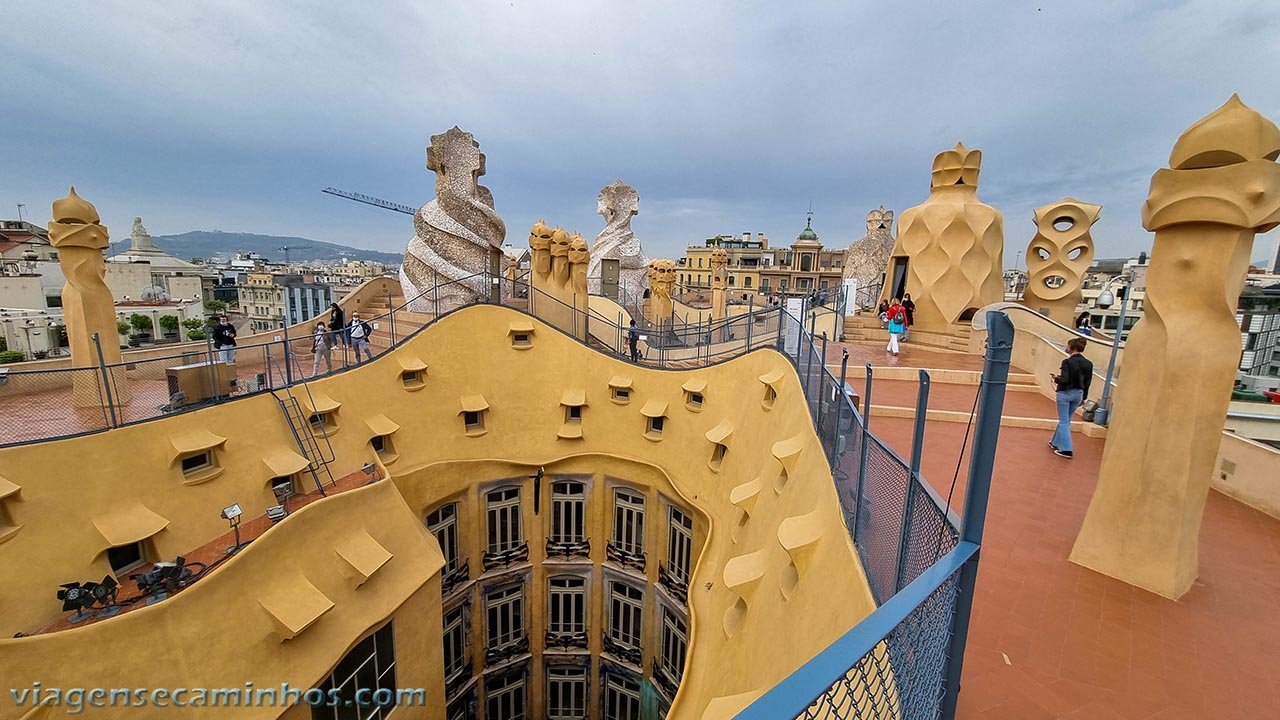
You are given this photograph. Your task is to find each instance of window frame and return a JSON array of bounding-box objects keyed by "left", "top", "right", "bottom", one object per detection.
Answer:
[{"left": 311, "top": 621, "right": 398, "bottom": 720}]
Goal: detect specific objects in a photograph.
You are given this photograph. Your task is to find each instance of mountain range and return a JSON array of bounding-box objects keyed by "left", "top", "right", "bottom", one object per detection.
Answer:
[{"left": 109, "top": 230, "right": 402, "bottom": 265}]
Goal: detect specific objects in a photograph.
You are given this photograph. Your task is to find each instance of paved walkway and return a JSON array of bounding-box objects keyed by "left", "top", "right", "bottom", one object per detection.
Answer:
[{"left": 873, "top": 417, "right": 1280, "bottom": 719}]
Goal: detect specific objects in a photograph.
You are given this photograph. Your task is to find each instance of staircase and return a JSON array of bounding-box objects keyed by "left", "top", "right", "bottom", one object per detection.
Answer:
[
  {"left": 358, "top": 293, "right": 433, "bottom": 352},
  {"left": 842, "top": 313, "right": 975, "bottom": 354},
  {"left": 272, "top": 387, "right": 337, "bottom": 495}
]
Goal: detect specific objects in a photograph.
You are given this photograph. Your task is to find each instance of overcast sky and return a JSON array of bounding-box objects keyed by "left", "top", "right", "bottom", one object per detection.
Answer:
[{"left": 3, "top": 1, "right": 1279, "bottom": 266}]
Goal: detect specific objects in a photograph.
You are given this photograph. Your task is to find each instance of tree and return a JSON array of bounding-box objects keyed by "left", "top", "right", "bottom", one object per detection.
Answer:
[
  {"left": 116, "top": 321, "right": 131, "bottom": 336},
  {"left": 181, "top": 318, "right": 204, "bottom": 331},
  {"left": 158, "top": 315, "right": 180, "bottom": 333},
  {"left": 129, "top": 313, "right": 153, "bottom": 335},
  {"left": 205, "top": 299, "right": 227, "bottom": 314}
]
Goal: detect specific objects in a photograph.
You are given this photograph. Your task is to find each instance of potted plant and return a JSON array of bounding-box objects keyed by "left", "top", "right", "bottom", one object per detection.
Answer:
[
  {"left": 128, "top": 313, "right": 153, "bottom": 347},
  {"left": 0, "top": 350, "right": 24, "bottom": 364},
  {"left": 158, "top": 314, "right": 180, "bottom": 341},
  {"left": 182, "top": 317, "right": 206, "bottom": 341}
]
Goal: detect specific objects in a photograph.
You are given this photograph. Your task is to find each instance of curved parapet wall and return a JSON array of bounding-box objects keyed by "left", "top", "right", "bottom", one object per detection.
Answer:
[
  {"left": 0, "top": 303, "right": 876, "bottom": 719},
  {"left": 972, "top": 301, "right": 1118, "bottom": 400}
]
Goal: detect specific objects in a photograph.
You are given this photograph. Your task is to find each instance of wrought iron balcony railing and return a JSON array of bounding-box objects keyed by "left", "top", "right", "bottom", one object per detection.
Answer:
[
  {"left": 654, "top": 665, "right": 682, "bottom": 700},
  {"left": 546, "top": 537, "right": 591, "bottom": 560},
  {"left": 482, "top": 542, "right": 529, "bottom": 572},
  {"left": 484, "top": 634, "right": 529, "bottom": 667},
  {"left": 445, "top": 658, "right": 472, "bottom": 698},
  {"left": 441, "top": 560, "right": 470, "bottom": 596},
  {"left": 602, "top": 634, "right": 643, "bottom": 666},
  {"left": 544, "top": 629, "right": 589, "bottom": 650},
  {"left": 605, "top": 542, "right": 646, "bottom": 573},
  {"left": 657, "top": 563, "right": 688, "bottom": 603}
]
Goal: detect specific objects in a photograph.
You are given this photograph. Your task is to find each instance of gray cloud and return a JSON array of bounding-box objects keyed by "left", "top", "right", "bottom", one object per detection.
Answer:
[{"left": 2, "top": 0, "right": 1278, "bottom": 265}]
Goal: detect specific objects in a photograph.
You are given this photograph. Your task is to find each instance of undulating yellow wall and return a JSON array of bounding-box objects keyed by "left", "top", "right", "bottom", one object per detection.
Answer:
[{"left": 0, "top": 304, "right": 877, "bottom": 719}]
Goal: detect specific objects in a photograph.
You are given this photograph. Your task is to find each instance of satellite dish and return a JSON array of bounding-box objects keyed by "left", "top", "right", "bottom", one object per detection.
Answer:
[{"left": 140, "top": 286, "right": 170, "bottom": 302}]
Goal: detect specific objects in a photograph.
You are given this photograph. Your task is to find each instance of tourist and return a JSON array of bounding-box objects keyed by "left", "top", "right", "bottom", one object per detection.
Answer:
[
  {"left": 628, "top": 320, "right": 641, "bottom": 362},
  {"left": 1075, "top": 312, "right": 1093, "bottom": 337},
  {"left": 328, "top": 303, "right": 347, "bottom": 346},
  {"left": 348, "top": 313, "right": 374, "bottom": 364},
  {"left": 310, "top": 321, "right": 334, "bottom": 376},
  {"left": 212, "top": 315, "right": 237, "bottom": 364},
  {"left": 1050, "top": 338, "right": 1094, "bottom": 459},
  {"left": 878, "top": 299, "right": 890, "bottom": 327},
  {"left": 885, "top": 298, "right": 906, "bottom": 356},
  {"left": 902, "top": 294, "right": 915, "bottom": 340}
]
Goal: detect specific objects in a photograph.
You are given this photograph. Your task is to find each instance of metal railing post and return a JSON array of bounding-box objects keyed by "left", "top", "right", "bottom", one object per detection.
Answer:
[
  {"left": 91, "top": 333, "right": 119, "bottom": 427},
  {"left": 830, "top": 347, "right": 849, "bottom": 465},
  {"left": 281, "top": 317, "right": 293, "bottom": 386},
  {"left": 203, "top": 327, "right": 220, "bottom": 401},
  {"left": 817, "top": 333, "right": 828, "bottom": 424},
  {"left": 776, "top": 304, "right": 786, "bottom": 350},
  {"left": 387, "top": 290, "right": 397, "bottom": 346},
  {"left": 941, "top": 311, "right": 1013, "bottom": 719},
  {"left": 895, "top": 369, "right": 931, "bottom": 592},
  {"left": 852, "top": 364, "right": 873, "bottom": 539}
]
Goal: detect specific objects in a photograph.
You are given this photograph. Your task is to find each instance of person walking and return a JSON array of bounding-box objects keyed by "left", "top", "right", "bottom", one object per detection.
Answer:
[
  {"left": 1050, "top": 338, "right": 1094, "bottom": 459},
  {"left": 348, "top": 313, "right": 374, "bottom": 364},
  {"left": 627, "top": 320, "right": 641, "bottom": 362},
  {"left": 212, "top": 315, "right": 237, "bottom": 364},
  {"left": 310, "top": 321, "right": 334, "bottom": 376},
  {"left": 901, "top": 294, "right": 916, "bottom": 340},
  {"left": 1075, "top": 312, "right": 1093, "bottom": 337},
  {"left": 328, "top": 303, "right": 347, "bottom": 346},
  {"left": 885, "top": 298, "right": 906, "bottom": 356}
]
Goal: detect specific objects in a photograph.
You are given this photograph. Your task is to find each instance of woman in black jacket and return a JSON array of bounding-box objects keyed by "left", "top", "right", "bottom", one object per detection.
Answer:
[{"left": 328, "top": 303, "right": 347, "bottom": 347}]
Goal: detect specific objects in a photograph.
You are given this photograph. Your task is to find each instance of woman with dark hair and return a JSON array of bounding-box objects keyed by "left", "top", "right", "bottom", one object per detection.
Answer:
[
  {"left": 328, "top": 303, "right": 347, "bottom": 347},
  {"left": 901, "top": 294, "right": 916, "bottom": 336},
  {"left": 1075, "top": 311, "right": 1093, "bottom": 337}
]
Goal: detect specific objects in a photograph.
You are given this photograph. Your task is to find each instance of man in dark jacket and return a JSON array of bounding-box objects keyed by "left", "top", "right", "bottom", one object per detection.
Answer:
[
  {"left": 627, "top": 320, "right": 641, "bottom": 362},
  {"left": 1050, "top": 338, "right": 1093, "bottom": 458},
  {"left": 212, "top": 315, "right": 237, "bottom": 363}
]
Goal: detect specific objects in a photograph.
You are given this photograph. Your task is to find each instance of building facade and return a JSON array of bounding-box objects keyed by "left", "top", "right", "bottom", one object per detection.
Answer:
[
  {"left": 679, "top": 233, "right": 768, "bottom": 292},
  {"left": 238, "top": 273, "right": 335, "bottom": 332},
  {"left": 757, "top": 219, "right": 845, "bottom": 297}
]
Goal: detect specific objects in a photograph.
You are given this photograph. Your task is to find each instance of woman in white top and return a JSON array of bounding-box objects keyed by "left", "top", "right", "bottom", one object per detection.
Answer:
[{"left": 311, "top": 321, "right": 334, "bottom": 376}]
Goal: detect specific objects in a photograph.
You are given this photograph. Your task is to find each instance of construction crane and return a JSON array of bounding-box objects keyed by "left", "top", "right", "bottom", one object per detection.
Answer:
[
  {"left": 278, "top": 245, "right": 311, "bottom": 263},
  {"left": 322, "top": 187, "right": 418, "bottom": 216}
]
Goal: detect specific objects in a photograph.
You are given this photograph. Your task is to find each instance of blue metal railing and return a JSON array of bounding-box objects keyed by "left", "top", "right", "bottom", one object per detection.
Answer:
[{"left": 737, "top": 311, "right": 1013, "bottom": 719}]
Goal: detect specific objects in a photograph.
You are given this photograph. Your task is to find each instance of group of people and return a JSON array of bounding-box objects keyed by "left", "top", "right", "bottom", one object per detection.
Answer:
[
  {"left": 878, "top": 294, "right": 915, "bottom": 356},
  {"left": 208, "top": 303, "right": 378, "bottom": 377},
  {"left": 309, "top": 303, "right": 375, "bottom": 375}
]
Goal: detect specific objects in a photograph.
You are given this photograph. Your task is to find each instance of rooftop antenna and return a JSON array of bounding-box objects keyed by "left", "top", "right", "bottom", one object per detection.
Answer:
[
  {"left": 806, "top": 202, "right": 813, "bottom": 229},
  {"left": 16, "top": 203, "right": 25, "bottom": 222}
]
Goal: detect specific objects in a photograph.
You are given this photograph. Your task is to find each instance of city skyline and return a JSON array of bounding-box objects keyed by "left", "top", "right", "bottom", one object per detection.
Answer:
[{"left": 3, "top": 1, "right": 1279, "bottom": 265}]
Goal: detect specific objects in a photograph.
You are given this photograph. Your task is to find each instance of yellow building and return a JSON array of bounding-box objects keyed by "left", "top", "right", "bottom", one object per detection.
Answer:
[
  {"left": 678, "top": 233, "right": 768, "bottom": 293},
  {"left": 0, "top": 298, "right": 882, "bottom": 720}
]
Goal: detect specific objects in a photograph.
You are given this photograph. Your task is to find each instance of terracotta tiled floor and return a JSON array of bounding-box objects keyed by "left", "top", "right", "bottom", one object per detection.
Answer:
[
  {"left": 32, "top": 466, "right": 380, "bottom": 636},
  {"left": 864, "top": 378, "right": 1059, "bottom": 419},
  {"left": 872, "top": 417, "right": 1280, "bottom": 719}
]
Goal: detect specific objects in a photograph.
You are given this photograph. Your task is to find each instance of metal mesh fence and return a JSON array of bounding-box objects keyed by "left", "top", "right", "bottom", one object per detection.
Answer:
[
  {"left": 0, "top": 366, "right": 112, "bottom": 443},
  {"left": 795, "top": 569, "right": 961, "bottom": 720}
]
